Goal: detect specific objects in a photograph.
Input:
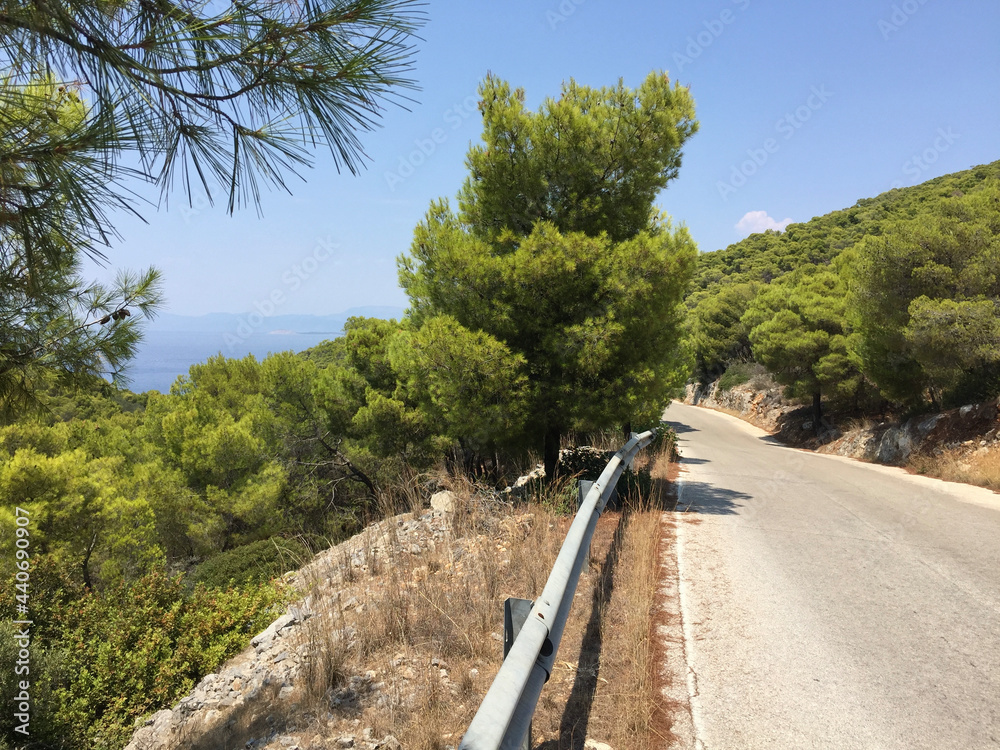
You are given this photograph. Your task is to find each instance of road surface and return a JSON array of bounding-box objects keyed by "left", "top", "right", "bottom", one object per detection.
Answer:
[{"left": 661, "top": 401, "right": 1000, "bottom": 750}]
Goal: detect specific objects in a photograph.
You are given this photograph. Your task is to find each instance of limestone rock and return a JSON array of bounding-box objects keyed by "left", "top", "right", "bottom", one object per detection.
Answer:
[{"left": 430, "top": 490, "right": 456, "bottom": 513}]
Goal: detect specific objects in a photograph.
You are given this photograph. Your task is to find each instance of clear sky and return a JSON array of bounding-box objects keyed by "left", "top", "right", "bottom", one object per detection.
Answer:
[{"left": 86, "top": 0, "right": 1000, "bottom": 317}]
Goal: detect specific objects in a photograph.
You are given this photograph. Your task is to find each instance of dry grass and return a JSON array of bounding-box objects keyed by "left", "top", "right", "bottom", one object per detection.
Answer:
[
  {"left": 288, "top": 473, "right": 572, "bottom": 749},
  {"left": 573, "top": 508, "right": 666, "bottom": 749},
  {"left": 588, "top": 445, "right": 676, "bottom": 750},
  {"left": 909, "top": 444, "right": 1000, "bottom": 489},
  {"left": 529, "top": 440, "right": 677, "bottom": 749},
  {"left": 340, "top": 445, "right": 674, "bottom": 749},
  {"left": 301, "top": 607, "right": 350, "bottom": 705},
  {"left": 159, "top": 437, "right": 678, "bottom": 750},
  {"left": 563, "top": 428, "right": 631, "bottom": 453},
  {"left": 842, "top": 416, "right": 878, "bottom": 435}
]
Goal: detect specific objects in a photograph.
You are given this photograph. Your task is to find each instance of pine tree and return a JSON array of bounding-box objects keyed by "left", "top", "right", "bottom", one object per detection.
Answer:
[
  {"left": 0, "top": 1, "right": 423, "bottom": 415},
  {"left": 399, "top": 72, "right": 698, "bottom": 478}
]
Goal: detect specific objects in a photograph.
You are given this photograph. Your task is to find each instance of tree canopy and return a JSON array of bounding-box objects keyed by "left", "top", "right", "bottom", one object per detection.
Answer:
[
  {"left": 398, "top": 72, "right": 698, "bottom": 477},
  {"left": 689, "top": 159, "right": 1000, "bottom": 416},
  {"left": 457, "top": 72, "right": 697, "bottom": 245},
  {"left": 0, "top": 0, "right": 424, "bottom": 222},
  {"left": 0, "top": 78, "right": 162, "bottom": 417},
  {"left": 845, "top": 185, "right": 1000, "bottom": 407},
  {"left": 742, "top": 266, "right": 857, "bottom": 424}
]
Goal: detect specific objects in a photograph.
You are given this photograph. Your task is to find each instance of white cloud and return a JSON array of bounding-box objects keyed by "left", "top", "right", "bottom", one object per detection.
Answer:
[{"left": 735, "top": 210, "right": 793, "bottom": 236}]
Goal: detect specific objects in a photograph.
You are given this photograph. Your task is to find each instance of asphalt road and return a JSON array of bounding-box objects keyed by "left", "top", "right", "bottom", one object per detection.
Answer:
[{"left": 661, "top": 401, "right": 1000, "bottom": 750}]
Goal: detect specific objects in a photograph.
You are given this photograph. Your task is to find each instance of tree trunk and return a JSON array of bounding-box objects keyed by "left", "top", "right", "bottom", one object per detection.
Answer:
[
  {"left": 812, "top": 389, "right": 823, "bottom": 432},
  {"left": 82, "top": 530, "right": 97, "bottom": 591},
  {"left": 346, "top": 460, "right": 378, "bottom": 501},
  {"left": 543, "top": 426, "right": 561, "bottom": 483},
  {"left": 317, "top": 434, "right": 378, "bottom": 502}
]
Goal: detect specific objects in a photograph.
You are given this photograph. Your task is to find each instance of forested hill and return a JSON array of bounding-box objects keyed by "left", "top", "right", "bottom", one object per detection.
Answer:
[
  {"left": 691, "top": 159, "right": 1000, "bottom": 295},
  {"left": 688, "top": 159, "right": 1000, "bottom": 417}
]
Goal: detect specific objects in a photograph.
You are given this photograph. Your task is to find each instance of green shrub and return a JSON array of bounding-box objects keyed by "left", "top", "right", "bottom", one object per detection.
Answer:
[
  {"left": 554, "top": 445, "right": 656, "bottom": 513},
  {"left": 559, "top": 446, "right": 612, "bottom": 481},
  {"left": 0, "top": 620, "right": 67, "bottom": 746},
  {"left": 717, "top": 362, "right": 757, "bottom": 392},
  {"left": 0, "top": 571, "right": 287, "bottom": 750},
  {"left": 192, "top": 537, "right": 313, "bottom": 589}
]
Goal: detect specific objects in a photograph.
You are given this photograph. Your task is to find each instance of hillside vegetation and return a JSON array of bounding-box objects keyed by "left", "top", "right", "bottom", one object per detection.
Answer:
[
  {"left": 1, "top": 71, "right": 695, "bottom": 749},
  {"left": 689, "top": 160, "right": 1000, "bottom": 421}
]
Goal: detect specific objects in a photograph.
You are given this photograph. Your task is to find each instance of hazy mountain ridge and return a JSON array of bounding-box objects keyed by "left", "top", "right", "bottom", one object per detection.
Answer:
[{"left": 147, "top": 306, "right": 406, "bottom": 334}]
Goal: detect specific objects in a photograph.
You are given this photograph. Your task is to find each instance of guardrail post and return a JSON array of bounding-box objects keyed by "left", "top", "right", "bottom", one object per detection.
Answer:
[
  {"left": 580, "top": 477, "right": 618, "bottom": 511},
  {"left": 623, "top": 432, "right": 640, "bottom": 469},
  {"left": 503, "top": 598, "right": 534, "bottom": 750}
]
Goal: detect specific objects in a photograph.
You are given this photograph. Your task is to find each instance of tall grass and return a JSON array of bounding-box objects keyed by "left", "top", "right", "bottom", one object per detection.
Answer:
[{"left": 909, "top": 445, "right": 1000, "bottom": 489}]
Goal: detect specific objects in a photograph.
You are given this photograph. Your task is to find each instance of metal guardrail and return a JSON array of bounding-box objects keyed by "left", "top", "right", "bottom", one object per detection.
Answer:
[{"left": 459, "top": 429, "right": 658, "bottom": 750}]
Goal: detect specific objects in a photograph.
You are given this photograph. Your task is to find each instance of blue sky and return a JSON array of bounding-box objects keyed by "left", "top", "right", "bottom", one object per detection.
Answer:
[{"left": 87, "top": 0, "right": 1000, "bottom": 317}]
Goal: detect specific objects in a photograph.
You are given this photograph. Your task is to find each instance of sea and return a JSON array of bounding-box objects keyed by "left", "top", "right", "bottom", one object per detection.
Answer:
[{"left": 120, "top": 330, "right": 337, "bottom": 393}]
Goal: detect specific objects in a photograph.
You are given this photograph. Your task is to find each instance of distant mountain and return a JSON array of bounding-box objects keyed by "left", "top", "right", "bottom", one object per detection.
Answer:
[{"left": 147, "top": 306, "right": 406, "bottom": 334}]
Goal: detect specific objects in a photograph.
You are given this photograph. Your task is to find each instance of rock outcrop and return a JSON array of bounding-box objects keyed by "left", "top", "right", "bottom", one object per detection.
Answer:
[
  {"left": 685, "top": 378, "right": 1000, "bottom": 467},
  {"left": 819, "top": 401, "right": 1000, "bottom": 464},
  {"left": 684, "top": 380, "right": 795, "bottom": 433},
  {"left": 126, "top": 508, "right": 457, "bottom": 750}
]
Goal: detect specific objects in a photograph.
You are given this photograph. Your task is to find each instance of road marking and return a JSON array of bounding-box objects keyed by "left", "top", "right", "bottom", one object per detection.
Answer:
[{"left": 675, "top": 473, "right": 709, "bottom": 750}]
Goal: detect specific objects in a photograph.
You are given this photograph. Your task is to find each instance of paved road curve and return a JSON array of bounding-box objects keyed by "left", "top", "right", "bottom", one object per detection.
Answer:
[{"left": 662, "top": 402, "right": 1000, "bottom": 750}]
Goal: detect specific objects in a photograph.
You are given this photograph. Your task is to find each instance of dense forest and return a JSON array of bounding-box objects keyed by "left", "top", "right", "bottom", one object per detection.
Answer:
[{"left": 688, "top": 160, "right": 1000, "bottom": 421}]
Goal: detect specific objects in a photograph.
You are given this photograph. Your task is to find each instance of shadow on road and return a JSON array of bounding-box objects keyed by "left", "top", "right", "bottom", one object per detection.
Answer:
[
  {"left": 758, "top": 434, "right": 788, "bottom": 447},
  {"left": 675, "top": 478, "right": 752, "bottom": 515},
  {"left": 662, "top": 419, "right": 698, "bottom": 435},
  {"left": 678, "top": 456, "right": 709, "bottom": 465}
]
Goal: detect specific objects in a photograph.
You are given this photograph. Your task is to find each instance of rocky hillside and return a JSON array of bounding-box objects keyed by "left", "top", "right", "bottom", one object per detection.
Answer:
[{"left": 127, "top": 502, "right": 469, "bottom": 750}]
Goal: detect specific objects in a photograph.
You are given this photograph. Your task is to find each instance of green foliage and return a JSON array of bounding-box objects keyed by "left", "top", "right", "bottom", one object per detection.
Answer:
[
  {"left": 192, "top": 537, "right": 312, "bottom": 589},
  {"left": 457, "top": 72, "right": 698, "bottom": 245},
  {"left": 1, "top": 1, "right": 423, "bottom": 420},
  {"left": 300, "top": 338, "right": 347, "bottom": 368},
  {"left": 0, "top": 322, "right": 441, "bottom": 749},
  {"left": 0, "top": 620, "right": 67, "bottom": 748},
  {"left": 717, "top": 362, "right": 759, "bottom": 393},
  {"left": 689, "top": 282, "right": 758, "bottom": 378},
  {"left": 401, "top": 210, "right": 696, "bottom": 466},
  {"left": 691, "top": 160, "right": 1000, "bottom": 415},
  {"left": 905, "top": 297, "right": 999, "bottom": 393},
  {"left": 1, "top": 1, "right": 424, "bottom": 220},
  {"left": 692, "top": 160, "right": 1000, "bottom": 293},
  {"left": 0, "top": 448, "right": 164, "bottom": 588},
  {"left": 558, "top": 447, "right": 613, "bottom": 481},
  {"left": 390, "top": 315, "right": 530, "bottom": 454},
  {"left": 744, "top": 267, "right": 858, "bottom": 417},
  {"left": 342, "top": 317, "right": 403, "bottom": 395},
  {"left": 0, "top": 77, "right": 163, "bottom": 417},
  {"left": 0, "top": 572, "right": 286, "bottom": 749},
  {"left": 846, "top": 184, "right": 1000, "bottom": 407},
  {"left": 398, "top": 71, "right": 698, "bottom": 476}
]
